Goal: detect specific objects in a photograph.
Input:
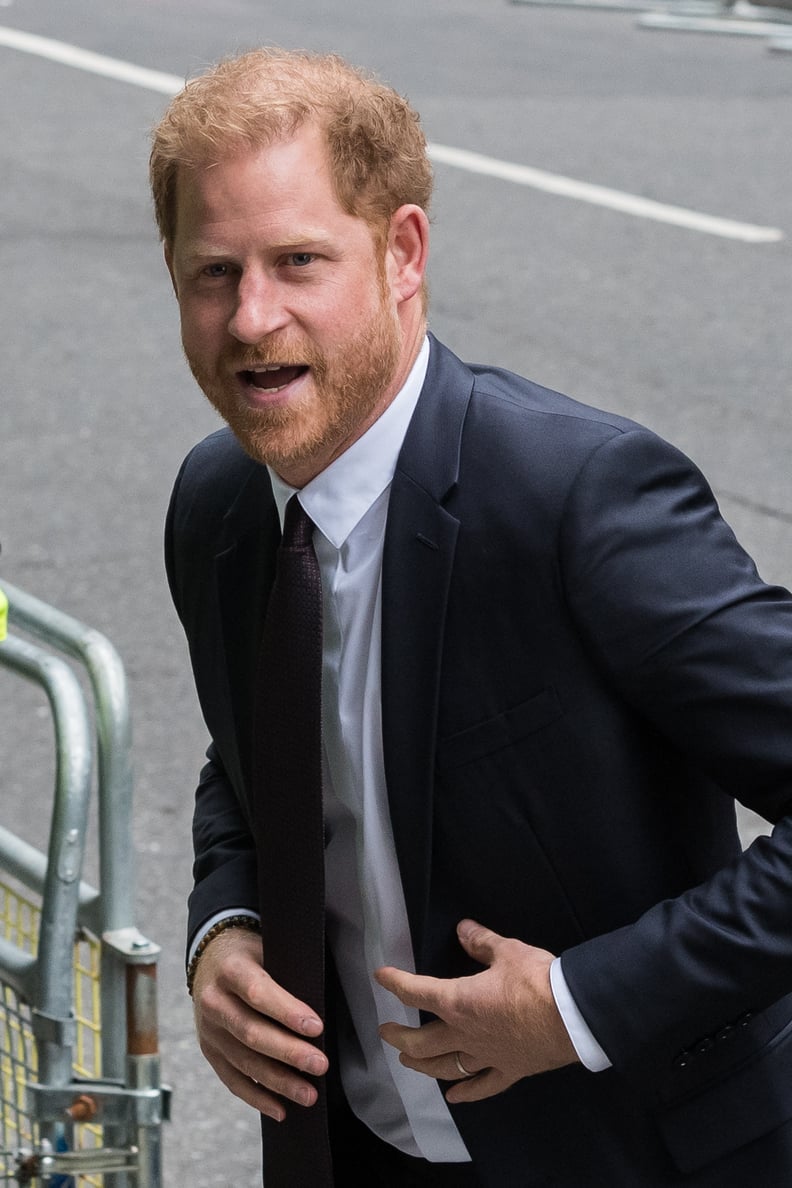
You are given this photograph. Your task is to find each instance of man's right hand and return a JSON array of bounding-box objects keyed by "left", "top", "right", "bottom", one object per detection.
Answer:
[{"left": 191, "top": 926, "right": 328, "bottom": 1121}]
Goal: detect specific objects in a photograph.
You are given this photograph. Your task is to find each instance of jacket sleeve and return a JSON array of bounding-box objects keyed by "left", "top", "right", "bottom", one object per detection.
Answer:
[
  {"left": 557, "top": 428, "right": 792, "bottom": 1083},
  {"left": 164, "top": 440, "right": 260, "bottom": 955},
  {"left": 186, "top": 742, "right": 259, "bottom": 948}
]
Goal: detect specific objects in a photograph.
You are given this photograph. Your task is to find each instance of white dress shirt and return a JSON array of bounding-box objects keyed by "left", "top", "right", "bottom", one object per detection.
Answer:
[
  {"left": 192, "top": 337, "right": 609, "bottom": 1161},
  {"left": 270, "top": 338, "right": 470, "bottom": 1159}
]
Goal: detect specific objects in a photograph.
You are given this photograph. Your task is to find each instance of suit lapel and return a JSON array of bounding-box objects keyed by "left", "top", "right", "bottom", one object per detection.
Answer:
[{"left": 381, "top": 336, "right": 472, "bottom": 965}]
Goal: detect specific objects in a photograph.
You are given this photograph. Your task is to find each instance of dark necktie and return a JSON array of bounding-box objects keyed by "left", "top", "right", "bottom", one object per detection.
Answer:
[{"left": 252, "top": 495, "right": 334, "bottom": 1185}]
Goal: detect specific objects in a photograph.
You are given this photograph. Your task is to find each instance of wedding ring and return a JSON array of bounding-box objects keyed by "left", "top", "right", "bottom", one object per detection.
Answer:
[{"left": 454, "top": 1052, "right": 474, "bottom": 1078}]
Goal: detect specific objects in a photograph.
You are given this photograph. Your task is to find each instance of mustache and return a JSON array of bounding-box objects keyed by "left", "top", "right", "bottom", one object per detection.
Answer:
[{"left": 225, "top": 338, "right": 324, "bottom": 371}]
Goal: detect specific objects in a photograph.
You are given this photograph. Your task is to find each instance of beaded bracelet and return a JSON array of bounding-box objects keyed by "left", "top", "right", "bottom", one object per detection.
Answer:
[{"left": 186, "top": 914, "right": 261, "bottom": 996}]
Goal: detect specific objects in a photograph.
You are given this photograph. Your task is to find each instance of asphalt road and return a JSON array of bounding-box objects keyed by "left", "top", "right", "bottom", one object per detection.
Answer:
[{"left": 1, "top": 0, "right": 790, "bottom": 1182}]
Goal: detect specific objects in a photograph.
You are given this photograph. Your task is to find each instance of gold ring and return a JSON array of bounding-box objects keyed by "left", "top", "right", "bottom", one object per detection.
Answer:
[{"left": 454, "top": 1052, "right": 474, "bottom": 1078}]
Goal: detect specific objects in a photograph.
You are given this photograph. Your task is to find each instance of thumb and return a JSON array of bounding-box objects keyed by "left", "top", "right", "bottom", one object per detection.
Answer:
[{"left": 456, "top": 918, "right": 500, "bottom": 965}]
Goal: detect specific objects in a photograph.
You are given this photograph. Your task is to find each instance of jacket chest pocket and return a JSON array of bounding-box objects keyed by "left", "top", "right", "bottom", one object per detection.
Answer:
[{"left": 436, "top": 687, "right": 563, "bottom": 771}]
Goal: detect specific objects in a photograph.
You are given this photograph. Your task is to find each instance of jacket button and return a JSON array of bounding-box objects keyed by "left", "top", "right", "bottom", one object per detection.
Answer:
[{"left": 673, "top": 1049, "right": 692, "bottom": 1070}]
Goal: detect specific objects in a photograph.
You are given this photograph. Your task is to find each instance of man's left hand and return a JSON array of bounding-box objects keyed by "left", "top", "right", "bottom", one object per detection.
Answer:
[{"left": 375, "top": 918, "right": 579, "bottom": 1104}]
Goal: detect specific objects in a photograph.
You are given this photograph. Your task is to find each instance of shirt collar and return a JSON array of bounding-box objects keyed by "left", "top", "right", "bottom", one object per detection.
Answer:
[{"left": 268, "top": 336, "right": 429, "bottom": 549}]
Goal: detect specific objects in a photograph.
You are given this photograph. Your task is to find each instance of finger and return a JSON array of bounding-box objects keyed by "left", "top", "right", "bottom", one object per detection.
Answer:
[
  {"left": 379, "top": 1017, "right": 450, "bottom": 1060},
  {"left": 244, "top": 1051, "right": 322, "bottom": 1108},
  {"left": 209, "top": 1049, "right": 289, "bottom": 1121},
  {"left": 378, "top": 1020, "right": 417, "bottom": 1053},
  {"left": 396, "top": 1049, "right": 485, "bottom": 1083},
  {"left": 445, "top": 1067, "right": 512, "bottom": 1105},
  {"left": 196, "top": 978, "right": 328, "bottom": 1080},
  {"left": 218, "top": 1006, "right": 329, "bottom": 1078},
  {"left": 198, "top": 961, "right": 326, "bottom": 1063},
  {"left": 234, "top": 966, "right": 325, "bottom": 1040},
  {"left": 203, "top": 1030, "right": 323, "bottom": 1114},
  {"left": 200, "top": 932, "right": 325, "bottom": 1041},
  {"left": 456, "top": 918, "right": 502, "bottom": 966},
  {"left": 374, "top": 965, "right": 449, "bottom": 1013}
]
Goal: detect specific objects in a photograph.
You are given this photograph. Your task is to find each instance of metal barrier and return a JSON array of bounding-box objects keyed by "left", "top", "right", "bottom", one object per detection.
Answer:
[
  {"left": 509, "top": 0, "right": 792, "bottom": 51},
  {"left": 0, "top": 581, "right": 168, "bottom": 1186},
  {"left": 637, "top": 0, "right": 792, "bottom": 41}
]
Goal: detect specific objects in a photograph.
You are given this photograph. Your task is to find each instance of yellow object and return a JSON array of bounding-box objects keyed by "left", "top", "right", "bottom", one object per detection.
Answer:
[
  {"left": 1, "top": 879, "right": 105, "bottom": 1185},
  {"left": 0, "top": 587, "right": 7, "bottom": 641}
]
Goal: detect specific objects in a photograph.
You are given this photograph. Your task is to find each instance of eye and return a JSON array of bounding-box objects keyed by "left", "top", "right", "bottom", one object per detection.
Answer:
[
  {"left": 287, "top": 253, "right": 315, "bottom": 267},
  {"left": 202, "top": 263, "right": 229, "bottom": 278}
]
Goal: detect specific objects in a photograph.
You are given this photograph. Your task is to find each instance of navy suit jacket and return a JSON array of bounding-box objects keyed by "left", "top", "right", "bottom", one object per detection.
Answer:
[{"left": 166, "top": 336, "right": 792, "bottom": 1185}]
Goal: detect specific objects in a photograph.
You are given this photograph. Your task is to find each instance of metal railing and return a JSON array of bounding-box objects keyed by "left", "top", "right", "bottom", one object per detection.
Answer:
[
  {"left": 0, "top": 581, "right": 168, "bottom": 1186},
  {"left": 509, "top": 0, "right": 792, "bottom": 51}
]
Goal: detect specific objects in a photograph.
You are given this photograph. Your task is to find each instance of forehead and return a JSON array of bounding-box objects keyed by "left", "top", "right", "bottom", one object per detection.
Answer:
[{"left": 171, "top": 124, "right": 359, "bottom": 247}]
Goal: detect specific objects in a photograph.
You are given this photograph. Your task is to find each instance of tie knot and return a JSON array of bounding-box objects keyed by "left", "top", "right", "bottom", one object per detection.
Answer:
[{"left": 282, "top": 496, "right": 315, "bottom": 549}]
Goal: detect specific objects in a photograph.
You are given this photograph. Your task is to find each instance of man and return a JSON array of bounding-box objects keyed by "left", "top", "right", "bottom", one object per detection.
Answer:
[{"left": 152, "top": 48, "right": 792, "bottom": 1186}]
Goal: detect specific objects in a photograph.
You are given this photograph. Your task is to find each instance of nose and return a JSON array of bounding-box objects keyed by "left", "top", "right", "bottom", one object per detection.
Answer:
[{"left": 227, "top": 269, "right": 289, "bottom": 344}]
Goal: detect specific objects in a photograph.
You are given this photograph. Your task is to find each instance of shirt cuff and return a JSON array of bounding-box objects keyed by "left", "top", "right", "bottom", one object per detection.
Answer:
[
  {"left": 187, "top": 908, "right": 261, "bottom": 965},
  {"left": 550, "top": 956, "right": 612, "bottom": 1072}
]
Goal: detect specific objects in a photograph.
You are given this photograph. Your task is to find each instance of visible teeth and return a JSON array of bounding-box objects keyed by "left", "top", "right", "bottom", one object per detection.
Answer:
[{"left": 241, "top": 363, "right": 305, "bottom": 395}]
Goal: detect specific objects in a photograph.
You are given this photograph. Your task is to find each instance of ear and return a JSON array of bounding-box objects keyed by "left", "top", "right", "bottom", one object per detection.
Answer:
[
  {"left": 385, "top": 205, "right": 429, "bottom": 305},
  {"left": 163, "top": 242, "right": 179, "bottom": 298}
]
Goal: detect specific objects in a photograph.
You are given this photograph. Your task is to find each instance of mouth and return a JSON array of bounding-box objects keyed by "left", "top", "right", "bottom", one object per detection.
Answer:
[{"left": 238, "top": 364, "right": 309, "bottom": 394}]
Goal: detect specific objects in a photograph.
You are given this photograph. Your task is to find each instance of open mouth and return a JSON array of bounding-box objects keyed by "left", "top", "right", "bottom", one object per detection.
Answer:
[{"left": 240, "top": 364, "right": 309, "bottom": 393}]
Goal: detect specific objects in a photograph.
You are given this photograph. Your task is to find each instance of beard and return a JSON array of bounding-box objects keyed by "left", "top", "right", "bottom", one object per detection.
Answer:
[{"left": 185, "top": 291, "right": 403, "bottom": 477}]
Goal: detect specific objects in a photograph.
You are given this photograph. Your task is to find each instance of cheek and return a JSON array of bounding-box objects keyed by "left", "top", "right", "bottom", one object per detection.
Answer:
[
  {"left": 179, "top": 301, "right": 223, "bottom": 351},
  {"left": 316, "top": 283, "right": 380, "bottom": 340},
  {"left": 179, "top": 317, "right": 201, "bottom": 359}
]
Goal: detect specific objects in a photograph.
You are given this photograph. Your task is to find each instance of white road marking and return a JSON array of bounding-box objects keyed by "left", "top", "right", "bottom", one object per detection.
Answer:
[
  {"left": 0, "top": 26, "right": 184, "bottom": 91},
  {"left": 0, "top": 24, "right": 784, "bottom": 244},
  {"left": 428, "top": 143, "right": 784, "bottom": 243}
]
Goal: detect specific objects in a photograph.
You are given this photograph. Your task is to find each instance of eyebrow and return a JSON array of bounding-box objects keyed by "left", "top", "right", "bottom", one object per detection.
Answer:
[{"left": 178, "top": 232, "right": 337, "bottom": 264}]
